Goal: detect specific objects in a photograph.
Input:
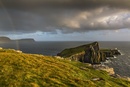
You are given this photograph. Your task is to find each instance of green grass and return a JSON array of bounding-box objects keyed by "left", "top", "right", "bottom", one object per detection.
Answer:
[
  {"left": 0, "top": 48, "right": 130, "bottom": 87},
  {"left": 57, "top": 42, "right": 99, "bottom": 58},
  {"left": 57, "top": 43, "right": 91, "bottom": 58}
]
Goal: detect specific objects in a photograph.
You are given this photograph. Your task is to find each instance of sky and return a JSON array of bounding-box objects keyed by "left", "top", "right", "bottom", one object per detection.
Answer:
[{"left": 0, "top": 0, "right": 130, "bottom": 41}]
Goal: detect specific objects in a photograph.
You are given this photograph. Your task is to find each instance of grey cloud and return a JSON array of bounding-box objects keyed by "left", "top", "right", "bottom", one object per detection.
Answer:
[
  {"left": 1, "top": 0, "right": 130, "bottom": 10},
  {"left": 0, "top": 0, "right": 130, "bottom": 34}
]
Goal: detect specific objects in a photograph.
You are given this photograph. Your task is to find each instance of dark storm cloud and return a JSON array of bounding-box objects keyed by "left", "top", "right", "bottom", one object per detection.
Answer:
[
  {"left": 0, "top": 0, "right": 130, "bottom": 34},
  {"left": 1, "top": 0, "right": 130, "bottom": 9}
]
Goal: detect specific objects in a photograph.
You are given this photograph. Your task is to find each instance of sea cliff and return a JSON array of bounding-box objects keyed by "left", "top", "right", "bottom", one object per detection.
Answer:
[{"left": 57, "top": 42, "right": 121, "bottom": 64}]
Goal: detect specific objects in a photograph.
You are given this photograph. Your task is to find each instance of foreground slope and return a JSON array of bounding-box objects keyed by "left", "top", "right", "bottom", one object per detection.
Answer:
[{"left": 0, "top": 48, "right": 130, "bottom": 87}]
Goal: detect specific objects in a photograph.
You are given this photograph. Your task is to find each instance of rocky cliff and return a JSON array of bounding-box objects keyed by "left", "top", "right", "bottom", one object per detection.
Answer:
[{"left": 57, "top": 42, "right": 121, "bottom": 64}]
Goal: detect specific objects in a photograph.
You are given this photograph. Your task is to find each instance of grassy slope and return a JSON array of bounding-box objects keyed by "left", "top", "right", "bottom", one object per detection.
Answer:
[
  {"left": 0, "top": 49, "right": 130, "bottom": 87},
  {"left": 57, "top": 42, "right": 98, "bottom": 58},
  {"left": 58, "top": 44, "right": 89, "bottom": 58}
]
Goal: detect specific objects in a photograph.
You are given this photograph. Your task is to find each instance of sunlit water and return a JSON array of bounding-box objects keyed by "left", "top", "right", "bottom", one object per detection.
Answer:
[{"left": 0, "top": 41, "right": 130, "bottom": 77}]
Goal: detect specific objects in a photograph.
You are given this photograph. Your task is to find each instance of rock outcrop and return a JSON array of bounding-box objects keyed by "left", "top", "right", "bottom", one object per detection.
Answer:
[
  {"left": 57, "top": 42, "right": 121, "bottom": 64},
  {"left": 92, "top": 64, "right": 115, "bottom": 75}
]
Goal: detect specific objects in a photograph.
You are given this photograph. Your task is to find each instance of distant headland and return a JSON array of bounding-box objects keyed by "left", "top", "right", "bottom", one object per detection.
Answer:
[{"left": 0, "top": 37, "right": 35, "bottom": 43}]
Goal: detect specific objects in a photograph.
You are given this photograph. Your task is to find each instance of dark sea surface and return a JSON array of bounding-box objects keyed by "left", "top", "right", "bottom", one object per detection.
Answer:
[{"left": 0, "top": 41, "right": 130, "bottom": 77}]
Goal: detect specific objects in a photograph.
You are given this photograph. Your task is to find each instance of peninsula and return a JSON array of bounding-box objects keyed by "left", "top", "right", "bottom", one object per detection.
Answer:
[{"left": 57, "top": 42, "right": 121, "bottom": 64}]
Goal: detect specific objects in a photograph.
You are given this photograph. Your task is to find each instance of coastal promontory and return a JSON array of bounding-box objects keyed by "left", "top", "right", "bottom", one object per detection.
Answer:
[{"left": 57, "top": 42, "right": 121, "bottom": 64}]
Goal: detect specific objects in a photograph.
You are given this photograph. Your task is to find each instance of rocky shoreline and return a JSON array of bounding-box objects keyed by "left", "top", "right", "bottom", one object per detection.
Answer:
[
  {"left": 93, "top": 64, "right": 130, "bottom": 81},
  {"left": 56, "top": 42, "right": 130, "bottom": 80},
  {"left": 54, "top": 55, "right": 130, "bottom": 81}
]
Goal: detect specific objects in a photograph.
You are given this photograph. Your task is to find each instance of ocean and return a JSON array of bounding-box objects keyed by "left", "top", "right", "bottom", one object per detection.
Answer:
[{"left": 0, "top": 41, "right": 130, "bottom": 77}]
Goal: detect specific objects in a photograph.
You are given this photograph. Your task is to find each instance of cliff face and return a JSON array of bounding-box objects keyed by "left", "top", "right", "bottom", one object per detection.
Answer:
[
  {"left": 83, "top": 42, "right": 101, "bottom": 64},
  {"left": 57, "top": 42, "right": 121, "bottom": 64}
]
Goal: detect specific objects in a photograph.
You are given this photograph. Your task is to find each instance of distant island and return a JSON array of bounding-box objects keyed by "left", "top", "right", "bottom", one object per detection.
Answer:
[
  {"left": 14, "top": 38, "right": 35, "bottom": 42},
  {"left": 0, "top": 37, "right": 35, "bottom": 43},
  {"left": 0, "top": 37, "right": 11, "bottom": 42}
]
